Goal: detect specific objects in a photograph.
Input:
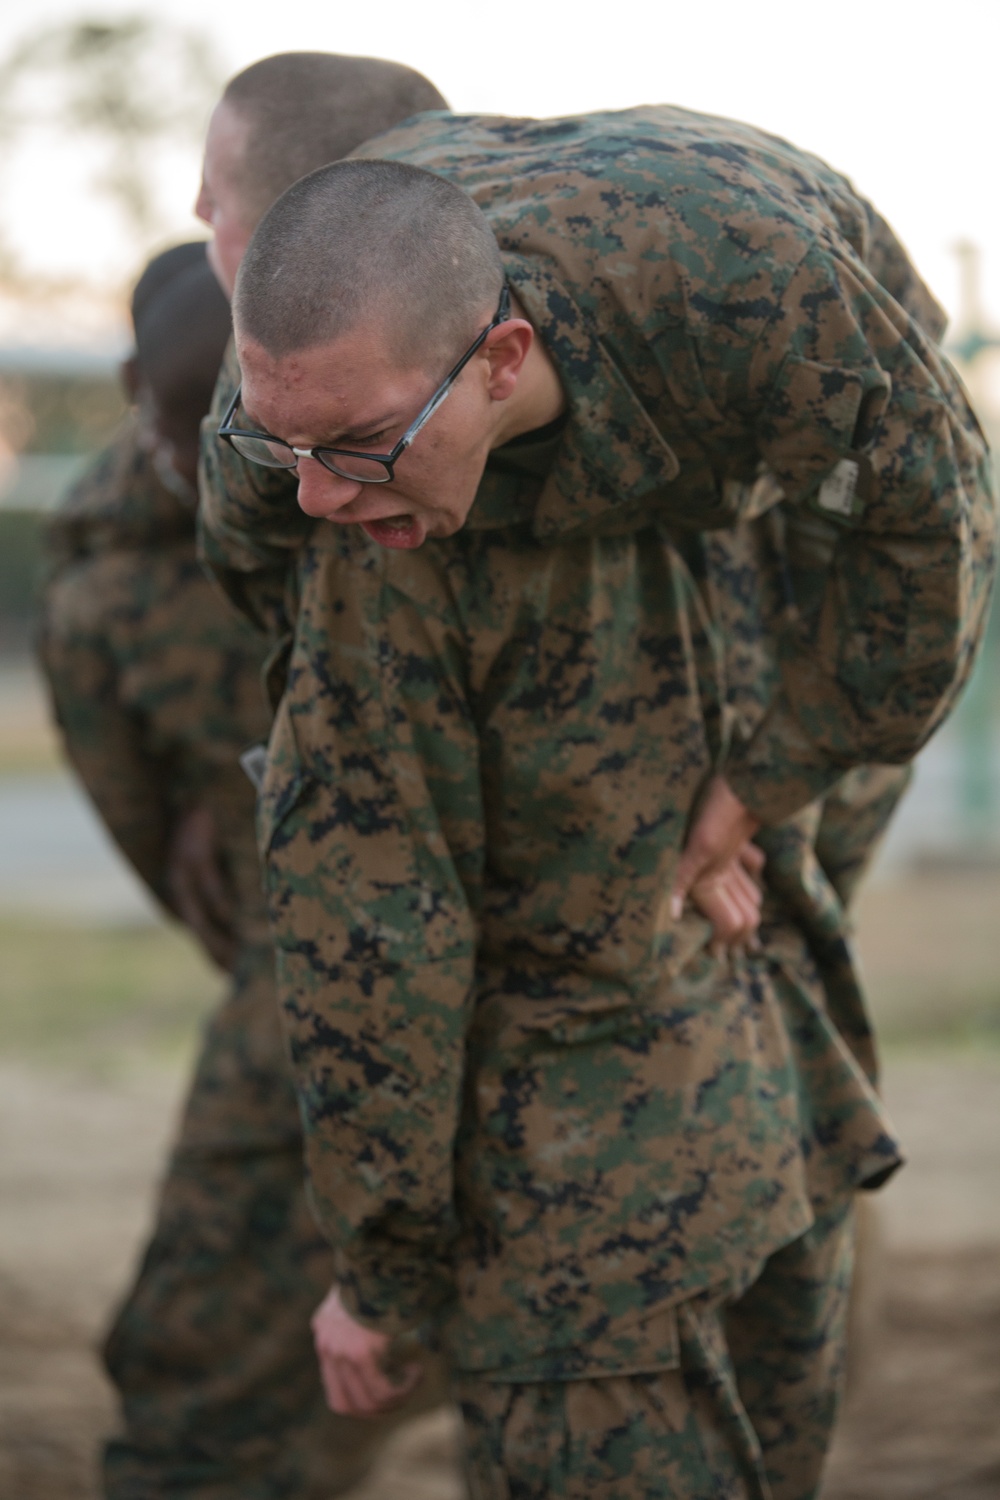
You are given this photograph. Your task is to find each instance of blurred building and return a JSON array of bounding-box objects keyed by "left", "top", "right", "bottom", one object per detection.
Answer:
[{"left": 0, "top": 344, "right": 125, "bottom": 640}]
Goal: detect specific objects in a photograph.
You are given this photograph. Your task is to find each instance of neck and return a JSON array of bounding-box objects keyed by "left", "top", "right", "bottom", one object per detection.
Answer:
[{"left": 490, "top": 294, "right": 566, "bottom": 447}]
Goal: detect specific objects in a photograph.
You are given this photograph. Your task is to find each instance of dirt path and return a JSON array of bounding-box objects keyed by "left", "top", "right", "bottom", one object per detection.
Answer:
[
  {"left": 825, "top": 1247, "right": 1000, "bottom": 1500},
  {"left": 0, "top": 1059, "right": 465, "bottom": 1500},
  {"left": 1, "top": 1048, "right": 998, "bottom": 1498}
]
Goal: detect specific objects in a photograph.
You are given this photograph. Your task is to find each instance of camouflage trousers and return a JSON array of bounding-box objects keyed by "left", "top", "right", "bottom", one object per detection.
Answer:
[
  {"left": 102, "top": 946, "right": 445, "bottom": 1500},
  {"left": 455, "top": 1199, "right": 855, "bottom": 1500}
]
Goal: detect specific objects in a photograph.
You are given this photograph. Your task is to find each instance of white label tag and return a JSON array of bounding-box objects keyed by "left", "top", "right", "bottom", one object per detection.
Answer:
[
  {"left": 816, "top": 459, "right": 859, "bottom": 517},
  {"left": 239, "top": 744, "right": 269, "bottom": 791}
]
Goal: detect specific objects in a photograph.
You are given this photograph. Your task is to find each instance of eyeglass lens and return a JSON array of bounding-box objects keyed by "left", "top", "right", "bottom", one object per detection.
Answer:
[{"left": 228, "top": 433, "right": 297, "bottom": 469}]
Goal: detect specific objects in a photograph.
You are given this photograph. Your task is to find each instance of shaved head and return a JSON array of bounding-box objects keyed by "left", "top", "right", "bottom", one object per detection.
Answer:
[
  {"left": 234, "top": 159, "right": 504, "bottom": 370},
  {"left": 132, "top": 242, "right": 231, "bottom": 421},
  {"left": 221, "top": 53, "right": 448, "bottom": 228}
]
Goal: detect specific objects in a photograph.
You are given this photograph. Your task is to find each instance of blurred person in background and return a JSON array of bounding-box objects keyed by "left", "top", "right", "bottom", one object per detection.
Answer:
[
  {"left": 37, "top": 50, "right": 452, "bottom": 1499},
  {"left": 198, "top": 111, "right": 996, "bottom": 1499},
  {"left": 39, "top": 241, "right": 405, "bottom": 1499},
  {"left": 194, "top": 47, "right": 458, "bottom": 1428}
]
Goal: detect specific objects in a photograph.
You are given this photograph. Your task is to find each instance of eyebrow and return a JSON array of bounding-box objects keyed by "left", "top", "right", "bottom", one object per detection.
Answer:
[{"left": 241, "top": 400, "right": 402, "bottom": 446}]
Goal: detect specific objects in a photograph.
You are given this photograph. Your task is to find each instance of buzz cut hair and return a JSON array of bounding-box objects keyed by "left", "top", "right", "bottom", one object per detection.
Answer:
[
  {"left": 131, "top": 242, "right": 231, "bottom": 419},
  {"left": 233, "top": 159, "right": 506, "bottom": 371},
  {"left": 221, "top": 53, "right": 449, "bottom": 228}
]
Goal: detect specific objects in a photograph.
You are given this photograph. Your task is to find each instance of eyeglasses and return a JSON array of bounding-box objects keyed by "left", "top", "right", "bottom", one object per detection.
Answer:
[{"left": 218, "top": 285, "right": 511, "bottom": 484}]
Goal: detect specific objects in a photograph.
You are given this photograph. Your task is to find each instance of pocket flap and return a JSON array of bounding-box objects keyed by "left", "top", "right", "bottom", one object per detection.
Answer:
[{"left": 756, "top": 355, "right": 891, "bottom": 510}]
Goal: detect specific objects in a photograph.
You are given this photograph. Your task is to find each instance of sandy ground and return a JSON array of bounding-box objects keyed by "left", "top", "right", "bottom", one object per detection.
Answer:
[
  {"left": 0, "top": 1058, "right": 468, "bottom": 1500},
  {"left": 1, "top": 1042, "right": 998, "bottom": 1499}
]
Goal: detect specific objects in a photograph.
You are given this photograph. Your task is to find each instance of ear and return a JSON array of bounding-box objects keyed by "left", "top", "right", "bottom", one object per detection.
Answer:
[
  {"left": 120, "top": 355, "right": 140, "bottom": 403},
  {"left": 483, "top": 319, "right": 534, "bottom": 402}
]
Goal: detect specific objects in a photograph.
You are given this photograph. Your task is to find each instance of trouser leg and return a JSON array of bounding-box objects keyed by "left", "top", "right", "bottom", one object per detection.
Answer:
[
  {"left": 455, "top": 1307, "right": 771, "bottom": 1500},
  {"left": 454, "top": 1199, "right": 855, "bottom": 1500},
  {"left": 724, "top": 1197, "right": 856, "bottom": 1500},
  {"left": 101, "top": 957, "right": 442, "bottom": 1499}
]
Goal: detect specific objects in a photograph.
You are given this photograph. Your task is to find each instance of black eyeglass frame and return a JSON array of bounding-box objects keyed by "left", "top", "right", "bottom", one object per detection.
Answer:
[{"left": 218, "top": 285, "right": 511, "bottom": 484}]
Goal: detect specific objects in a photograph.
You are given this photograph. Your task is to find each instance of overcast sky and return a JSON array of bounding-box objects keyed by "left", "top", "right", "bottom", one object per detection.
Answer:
[{"left": 2, "top": 0, "right": 999, "bottom": 343}]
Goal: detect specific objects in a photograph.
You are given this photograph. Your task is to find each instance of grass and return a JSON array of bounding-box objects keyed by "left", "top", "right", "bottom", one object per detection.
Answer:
[{"left": 0, "top": 916, "right": 222, "bottom": 1075}]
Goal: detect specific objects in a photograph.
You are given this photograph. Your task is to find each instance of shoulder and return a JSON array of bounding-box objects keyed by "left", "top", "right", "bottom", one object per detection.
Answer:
[
  {"left": 352, "top": 106, "right": 855, "bottom": 242},
  {"left": 49, "top": 418, "right": 194, "bottom": 562}
]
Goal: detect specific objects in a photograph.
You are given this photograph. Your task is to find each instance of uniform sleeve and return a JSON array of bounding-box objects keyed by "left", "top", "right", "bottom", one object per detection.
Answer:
[
  {"left": 37, "top": 565, "right": 175, "bottom": 908},
  {"left": 723, "top": 245, "right": 997, "bottom": 824},
  {"left": 197, "top": 339, "right": 311, "bottom": 639},
  {"left": 813, "top": 763, "right": 912, "bottom": 908},
  {"left": 262, "top": 544, "right": 483, "bottom": 1334}
]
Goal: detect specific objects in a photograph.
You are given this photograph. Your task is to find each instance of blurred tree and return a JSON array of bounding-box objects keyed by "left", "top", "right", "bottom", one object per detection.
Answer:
[{"left": 0, "top": 15, "right": 221, "bottom": 274}]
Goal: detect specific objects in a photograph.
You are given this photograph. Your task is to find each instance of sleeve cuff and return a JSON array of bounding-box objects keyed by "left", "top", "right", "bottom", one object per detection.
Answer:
[
  {"left": 331, "top": 1247, "right": 454, "bottom": 1341},
  {"left": 724, "top": 694, "right": 847, "bottom": 825}
]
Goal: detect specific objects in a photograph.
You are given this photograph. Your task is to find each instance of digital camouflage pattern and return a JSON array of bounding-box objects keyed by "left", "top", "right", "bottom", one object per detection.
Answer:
[
  {"left": 722, "top": 1200, "right": 856, "bottom": 1500},
  {"left": 38, "top": 422, "right": 443, "bottom": 1498},
  {"left": 251, "top": 507, "right": 894, "bottom": 1385},
  {"left": 345, "top": 106, "right": 996, "bottom": 822},
  {"left": 458, "top": 1199, "right": 854, "bottom": 1500},
  {"left": 100, "top": 961, "right": 410, "bottom": 1500},
  {"left": 42, "top": 421, "right": 272, "bottom": 932},
  {"left": 201, "top": 106, "right": 996, "bottom": 829},
  {"left": 196, "top": 106, "right": 996, "bottom": 1499}
]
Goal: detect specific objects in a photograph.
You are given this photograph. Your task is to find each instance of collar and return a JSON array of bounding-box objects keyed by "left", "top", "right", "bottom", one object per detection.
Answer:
[{"left": 501, "top": 254, "right": 680, "bottom": 541}]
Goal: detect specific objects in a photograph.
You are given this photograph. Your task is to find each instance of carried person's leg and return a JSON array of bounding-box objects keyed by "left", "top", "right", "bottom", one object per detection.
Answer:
[{"left": 101, "top": 953, "right": 443, "bottom": 1499}]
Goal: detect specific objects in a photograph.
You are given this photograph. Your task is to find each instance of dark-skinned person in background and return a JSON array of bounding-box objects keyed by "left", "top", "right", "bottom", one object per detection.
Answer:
[
  {"left": 38, "top": 46, "right": 453, "bottom": 1500},
  {"left": 199, "top": 108, "right": 996, "bottom": 1500}
]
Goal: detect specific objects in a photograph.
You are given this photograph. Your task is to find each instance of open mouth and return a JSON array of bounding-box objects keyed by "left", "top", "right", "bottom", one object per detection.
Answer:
[{"left": 360, "top": 514, "right": 426, "bottom": 550}]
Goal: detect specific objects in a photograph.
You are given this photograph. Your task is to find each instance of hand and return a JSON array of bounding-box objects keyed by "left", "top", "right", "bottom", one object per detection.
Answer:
[
  {"left": 671, "top": 776, "right": 763, "bottom": 948},
  {"left": 167, "top": 805, "right": 238, "bottom": 971},
  {"left": 689, "top": 840, "right": 764, "bottom": 952},
  {"left": 311, "top": 1286, "right": 423, "bottom": 1418}
]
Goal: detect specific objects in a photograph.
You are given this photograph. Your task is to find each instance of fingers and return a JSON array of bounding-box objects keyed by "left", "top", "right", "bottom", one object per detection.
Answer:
[
  {"left": 726, "top": 861, "right": 763, "bottom": 950},
  {"left": 167, "top": 805, "right": 238, "bottom": 970},
  {"left": 670, "top": 776, "right": 760, "bottom": 920},
  {"left": 186, "top": 824, "right": 237, "bottom": 931},
  {"left": 189, "top": 849, "right": 235, "bottom": 932},
  {"left": 695, "top": 879, "right": 753, "bottom": 953},
  {"left": 170, "top": 868, "right": 238, "bottom": 970},
  {"left": 311, "top": 1287, "right": 424, "bottom": 1418},
  {"left": 689, "top": 847, "right": 764, "bottom": 954},
  {"left": 670, "top": 844, "right": 706, "bottom": 923},
  {"left": 319, "top": 1350, "right": 422, "bottom": 1417},
  {"left": 738, "top": 839, "right": 765, "bottom": 878},
  {"left": 331, "top": 1360, "right": 373, "bottom": 1417}
]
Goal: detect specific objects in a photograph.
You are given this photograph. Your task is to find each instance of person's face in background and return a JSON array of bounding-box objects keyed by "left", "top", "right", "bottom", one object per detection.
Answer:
[
  {"left": 122, "top": 356, "right": 205, "bottom": 501},
  {"left": 195, "top": 101, "right": 256, "bottom": 298}
]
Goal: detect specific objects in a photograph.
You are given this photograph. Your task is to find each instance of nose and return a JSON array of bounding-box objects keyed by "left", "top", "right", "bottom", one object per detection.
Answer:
[
  {"left": 194, "top": 181, "right": 210, "bottom": 225},
  {"left": 295, "top": 456, "right": 365, "bottom": 518}
]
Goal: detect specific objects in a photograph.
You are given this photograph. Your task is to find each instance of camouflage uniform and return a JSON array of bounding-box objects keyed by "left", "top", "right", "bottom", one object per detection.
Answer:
[
  {"left": 199, "top": 107, "right": 997, "bottom": 1497},
  {"left": 38, "top": 422, "right": 440, "bottom": 1500}
]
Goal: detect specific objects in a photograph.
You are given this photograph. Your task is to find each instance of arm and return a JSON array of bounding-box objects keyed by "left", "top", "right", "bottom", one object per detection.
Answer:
[
  {"left": 813, "top": 762, "right": 912, "bottom": 909},
  {"left": 38, "top": 562, "right": 175, "bottom": 908},
  {"left": 262, "top": 543, "right": 483, "bottom": 1342},
  {"left": 723, "top": 245, "right": 996, "bottom": 824},
  {"left": 39, "top": 553, "right": 247, "bottom": 967}
]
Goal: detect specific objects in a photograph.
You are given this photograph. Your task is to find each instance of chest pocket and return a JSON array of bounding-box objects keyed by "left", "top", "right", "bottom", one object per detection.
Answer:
[{"left": 755, "top": 355, "right": 891, "bottom": 522}]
